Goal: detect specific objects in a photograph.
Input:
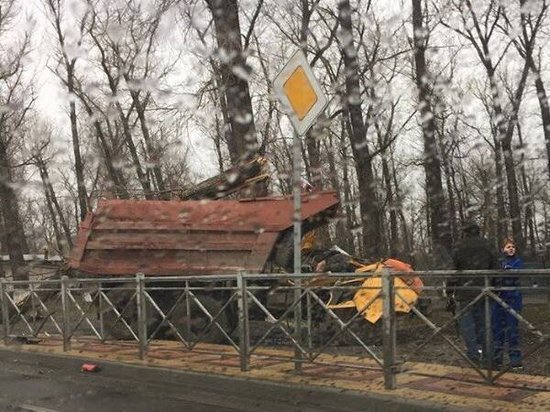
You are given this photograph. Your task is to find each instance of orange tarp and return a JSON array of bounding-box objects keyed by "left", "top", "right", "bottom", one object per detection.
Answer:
[{"left": 328, "top": 259, "right": 422, "bottom": 323}]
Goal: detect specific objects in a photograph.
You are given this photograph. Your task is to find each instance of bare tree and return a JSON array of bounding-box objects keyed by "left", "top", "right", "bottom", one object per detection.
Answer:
[
  {"left": 28, "top": 132, "right": 74, "bottom": 251},
  {"left": 411, "top": 0, "right": 451, "bottom": 253},
  {"left": 0, "top": 0, "right": 32, "bottom": 280},
  {"left": 439, "top": 0, "right": 535, "bottom": 247},
  {"left": 205, "top": 0, "right": 261, "bottom": 164},
  {"left": 84, "top": 0, "right": 179, "bottom": 199},
  {"left": 294, "top": 1, "right": 338, "bottom": 190},
  {"left": 44, "top": 0, "right": 89, "bottom": 220},
  {"left": 117, "top": 0, "right": 175, "bottom": 199},
  {"left": 71, "top": 86, "right": 130, "bottom": 199},
  {"left": 336, "top": 0, "right": 383, "bottom": 257},
  {"left": 501, "top": 0, "right": 550, "bottom": 180},
  {"left": 87, "top": 1, "right": 153, "bottom": 199}
]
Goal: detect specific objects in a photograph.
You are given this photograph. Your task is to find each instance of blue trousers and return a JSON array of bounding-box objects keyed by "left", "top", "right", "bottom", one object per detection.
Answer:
[
  {"left": 457, "top": 301, "right": 486, "bottom": 362},
  {"left": 491, "top": 292, "right": 522, "bottom": 366}
]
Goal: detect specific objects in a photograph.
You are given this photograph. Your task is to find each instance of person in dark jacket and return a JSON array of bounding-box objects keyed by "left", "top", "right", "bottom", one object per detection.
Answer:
[
  {"left": 492, "top": 238, "right": 523, "bottom": 369},
  {"left": 450, "top": 221, "right": 498, "bottom": 364}
]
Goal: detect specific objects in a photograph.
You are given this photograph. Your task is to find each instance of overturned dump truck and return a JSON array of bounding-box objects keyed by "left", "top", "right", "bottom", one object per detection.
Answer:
[
  {"left": 69, "top": 192, "right": 340, "bottom": 276},
  {"left": 67, "top": 191, "right": 341, "bottom": 340},
  {"left": 64, "top": 155, "right": 424, "bottom": 343},
  {"left": 67, "top": 189, "right": 425, "bottom": 343}
]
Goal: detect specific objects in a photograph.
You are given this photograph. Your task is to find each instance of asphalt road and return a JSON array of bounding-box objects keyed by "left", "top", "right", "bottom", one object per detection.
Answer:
[{"left": 0, "top": 348, "right": 442, "bottom": 412}]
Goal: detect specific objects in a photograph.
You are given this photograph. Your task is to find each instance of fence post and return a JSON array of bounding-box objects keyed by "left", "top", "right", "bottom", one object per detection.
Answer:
[
  {"left": 29, "top": 282, "right": 36, "bottom": 335},
  {"left": 484, "top": 274, "right": 493, "bottom": 380},
  {"left": 98, "top": 281, "right": 105, "bottom": 342},
  {"left": 237, "top": 271, "right": 250, "bottom": 371},
  {"left": 306, "top": 287, "right": 312, "bottom": 352},
  {"left": 185, "top": 280, "right": 191, "bottom": 348},
  {"left": 1, "top": 280, "right": 9, "bottom": 344},
  {"left": 382, "top": 269, "right": 397, "bottom": 389},
  {"left": 136, "top": 273, "right": 148, "bottom": 360},
  {"left": 61, "top": 275, "right": 70, "bottom": 352}
]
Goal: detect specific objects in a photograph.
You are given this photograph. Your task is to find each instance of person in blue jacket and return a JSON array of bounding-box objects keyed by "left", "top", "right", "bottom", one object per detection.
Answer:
[{"left": 492, "top": 238, "right": 523, "bottom": 369}]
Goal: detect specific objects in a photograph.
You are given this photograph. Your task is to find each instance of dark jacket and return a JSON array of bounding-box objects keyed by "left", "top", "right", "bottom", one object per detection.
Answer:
[{"left": 451, "top": 236, "right": 499, "bottom": 302}]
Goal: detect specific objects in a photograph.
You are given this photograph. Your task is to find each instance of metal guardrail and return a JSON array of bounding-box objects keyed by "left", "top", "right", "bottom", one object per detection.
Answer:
[{"left": 0, "top": 269, "right": 549, "bottom": 390}]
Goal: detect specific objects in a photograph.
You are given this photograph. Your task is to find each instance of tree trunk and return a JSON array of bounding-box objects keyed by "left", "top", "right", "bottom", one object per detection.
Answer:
[
  {"left": 530, "top": 62, "right": 550, "bottom": 181},
  {"left": 213, "top": 114, "right": 225, "bottom": 172},
  {"left": 0, "top": 140, "right": 26, "bottom": 281},
  {"left": 451, "top": 155, "right": 466, "bottom": 230},
  {"left": 207, "top": 0, "right": 268, "bottom": 197},
  {"left": 492, "top": 130, "right": 507, "bottom": 242},
  {"left": 517, "top": 125, "right": 536, "bottom": 258},
  {"left": 325, "top": 138, "right": 350, "bottom": 251},
  {"left": 116, "top": 103, "right": 154, "bottom": 199},
  {"left": 305, "top": 130, "right": 322, "bottom": 189},
  {"left": 444, "top": 165, "right": 457, "bottom": 244},
  {"left": 40, "top": 167, "right": 64, "bottom": 253},
  {"left": 437, "top": 122, "right": 458, "bottom": 244},
  {"left": 206, "top": 0, "right": 259, "bottom": 163},
  {"left": 93, "top": 120, "right": 129, "bottom": 199},
  {"left": 501, "top": 140, "right": 523, "bottom": 246},
  {"left": 489, "top": 58, "right": 528, "bottom": 248},
  {"left": 46, "top": 1, "right": 88, "bottom": 220},
  {"left": 390, "top": 149, "right": 411, "bottom": 257},
  {"left": 299, "top": 0, "right": 323, "bottom": 190},
  {"left": 67, "top": 68, "right": 88, "bottom": 220},
  {"left": 376, "top": 125, "right": 399, "bottom": 256},
  {"left": 381, "top": 155, "right": 399, "bottom": 256},
  {"left": 337, "top": 0, "right": 383, "bottom": 257},
  {"left": 77, "top": 95, "right": 129, "bottom": 199},
  {"left": 411, "top": 0, "right": 451, "bottom": 252},
  {"left": 211, "top": 66, "right": 235, "bottom": 167},
  {"left": 37, "top": 158, "right": 73, "bottom": 250},
  {"left": 127, "top": 86, "right": 168, "bottom": 199}
]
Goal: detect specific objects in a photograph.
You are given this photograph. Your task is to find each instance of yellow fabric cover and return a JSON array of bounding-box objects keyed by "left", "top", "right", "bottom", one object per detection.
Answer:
[
  {"left": 327, "top": 277, "right": 418, "bottom": 323},
  {"left": 322, "top": 257, "right": 421, "bottom": 323},
  {"left": 351, "top": 276, "right": 418, "bottom": 323}
]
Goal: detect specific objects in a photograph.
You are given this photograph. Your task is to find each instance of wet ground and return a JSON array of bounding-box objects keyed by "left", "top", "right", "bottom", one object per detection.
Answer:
[
  {"left": 0, "top": 348, "right": 432, "bottom": 412},
  {"left": 3, "top": 334, "right": 550, "bottom": 412}
]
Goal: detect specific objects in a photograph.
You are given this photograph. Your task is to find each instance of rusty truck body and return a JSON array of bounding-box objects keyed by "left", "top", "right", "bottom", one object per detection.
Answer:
[
  {"left": 69, "top": 191, "right": 340, "bottom": 277},
  {"left": 65, "top": 154, "right": 424, "bottom": 343},
  {"left": 66, "top": 191, "right": 340, "bottom": 341}
]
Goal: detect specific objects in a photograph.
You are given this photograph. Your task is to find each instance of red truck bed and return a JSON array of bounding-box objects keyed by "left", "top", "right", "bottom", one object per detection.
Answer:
[{"left": 69, "top": 191, "right": 339, "bottom": 276}]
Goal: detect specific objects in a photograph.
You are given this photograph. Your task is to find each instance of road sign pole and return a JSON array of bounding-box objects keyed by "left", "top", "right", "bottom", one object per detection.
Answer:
[
  {"left": 292, "top": 129, "right": 302, "bottom": 279},
  {"left": 293, "top": 129, "right": 303, "bottom": 373},
  {"left": 273, "top": 49, "right": 328, "bottom": 373}
]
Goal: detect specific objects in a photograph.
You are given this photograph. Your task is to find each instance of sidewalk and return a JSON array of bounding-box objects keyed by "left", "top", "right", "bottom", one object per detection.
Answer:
[{"left": 2, "top": 337, "right": 549, "bottom": 411}]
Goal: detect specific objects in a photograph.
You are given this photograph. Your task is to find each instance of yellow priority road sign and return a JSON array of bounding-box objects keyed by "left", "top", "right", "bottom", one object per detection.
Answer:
[{"left": 273, "top": 50, "right": 328, "bottom": 136}]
